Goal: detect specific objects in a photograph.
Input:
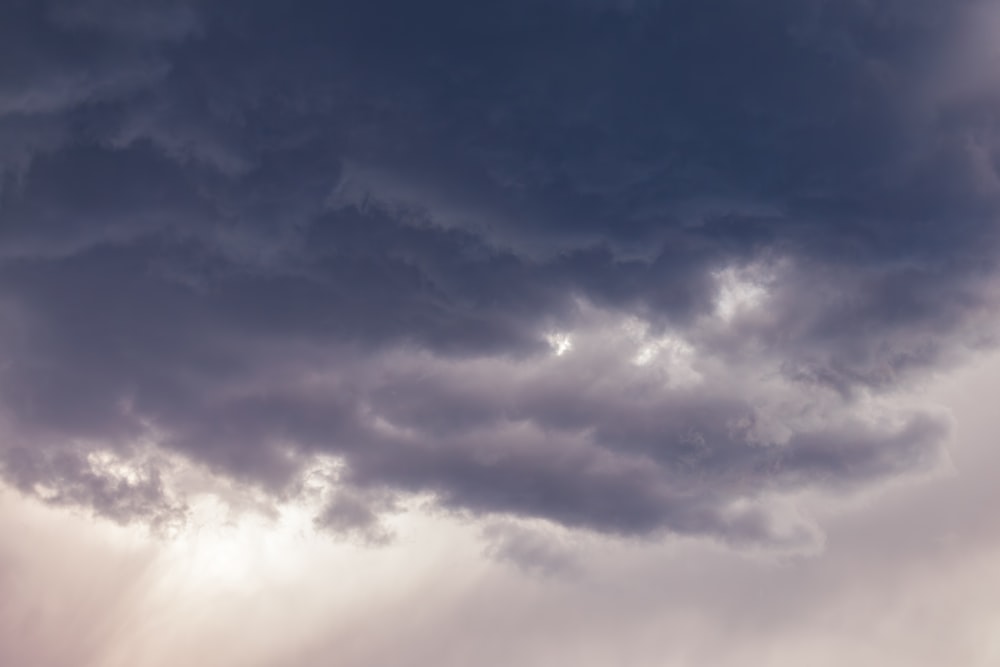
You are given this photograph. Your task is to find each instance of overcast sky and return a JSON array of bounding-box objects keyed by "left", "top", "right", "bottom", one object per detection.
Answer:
[{"left": 3, "top": 1, "right": 1000, "bottom": 665}]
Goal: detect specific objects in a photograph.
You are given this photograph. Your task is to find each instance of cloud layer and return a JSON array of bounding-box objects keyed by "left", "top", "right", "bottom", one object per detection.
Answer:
[{"left": 1, "top": 0, "right": 999, "bottom": 547}]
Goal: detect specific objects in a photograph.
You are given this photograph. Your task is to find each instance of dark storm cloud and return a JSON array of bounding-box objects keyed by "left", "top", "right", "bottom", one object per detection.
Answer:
[{"left": 0, "top": 0, "right": 995, "bottom": 545}]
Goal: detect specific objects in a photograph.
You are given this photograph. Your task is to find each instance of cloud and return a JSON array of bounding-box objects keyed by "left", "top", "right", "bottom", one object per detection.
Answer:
[
  {"left": 6, "top": 347, "right": 1000, "bottom": 667},
  {"left": 481, "top": 519, "right": 581, "bottom": 576},
  {"left": 0, "top": 0, "right": 997, "bottom": 548},
  {"left": 1, "top": 444, "right": 187, "bottom": 530}
]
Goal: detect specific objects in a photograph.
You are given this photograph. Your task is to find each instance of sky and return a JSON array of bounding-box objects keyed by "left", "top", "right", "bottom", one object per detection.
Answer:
[{"left": 2, "top": 1, "right": 1000, "bottom": 665}]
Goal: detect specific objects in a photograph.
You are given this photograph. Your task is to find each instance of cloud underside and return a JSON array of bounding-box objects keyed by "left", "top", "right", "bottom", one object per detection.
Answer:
[{"left": 1, "top": 0, "right": 998, "bottom": 548}]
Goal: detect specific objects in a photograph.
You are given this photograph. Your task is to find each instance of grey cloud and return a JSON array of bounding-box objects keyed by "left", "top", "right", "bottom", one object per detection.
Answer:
[
  {"left": 0, "top": 0, "right": 995, "bottom": 546},
  {"left": 1, "top": 444, "right": 186, "bottom": 530},
  {"left": 482, "top": 521, "right": 580, "bottom": 576},
  {"left": 47, "top": 0, "right": 205, "bottom": 42},
  {"left": 314, "top": 487, "right": 398, "bottom": 545}
]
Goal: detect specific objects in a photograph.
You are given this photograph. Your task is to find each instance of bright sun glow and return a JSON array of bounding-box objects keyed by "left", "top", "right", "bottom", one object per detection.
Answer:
[
  {"left": 714, "top": 266, "right": 769, "bottom": 321},
  {"left": 546, "top": 332, "right": 574, "bottom": 356}
]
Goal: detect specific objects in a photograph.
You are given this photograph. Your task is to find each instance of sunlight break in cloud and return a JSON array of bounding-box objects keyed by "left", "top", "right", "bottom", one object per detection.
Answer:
[{"left": 3, "top": 1, "right": 1000, "bottom": 665}]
